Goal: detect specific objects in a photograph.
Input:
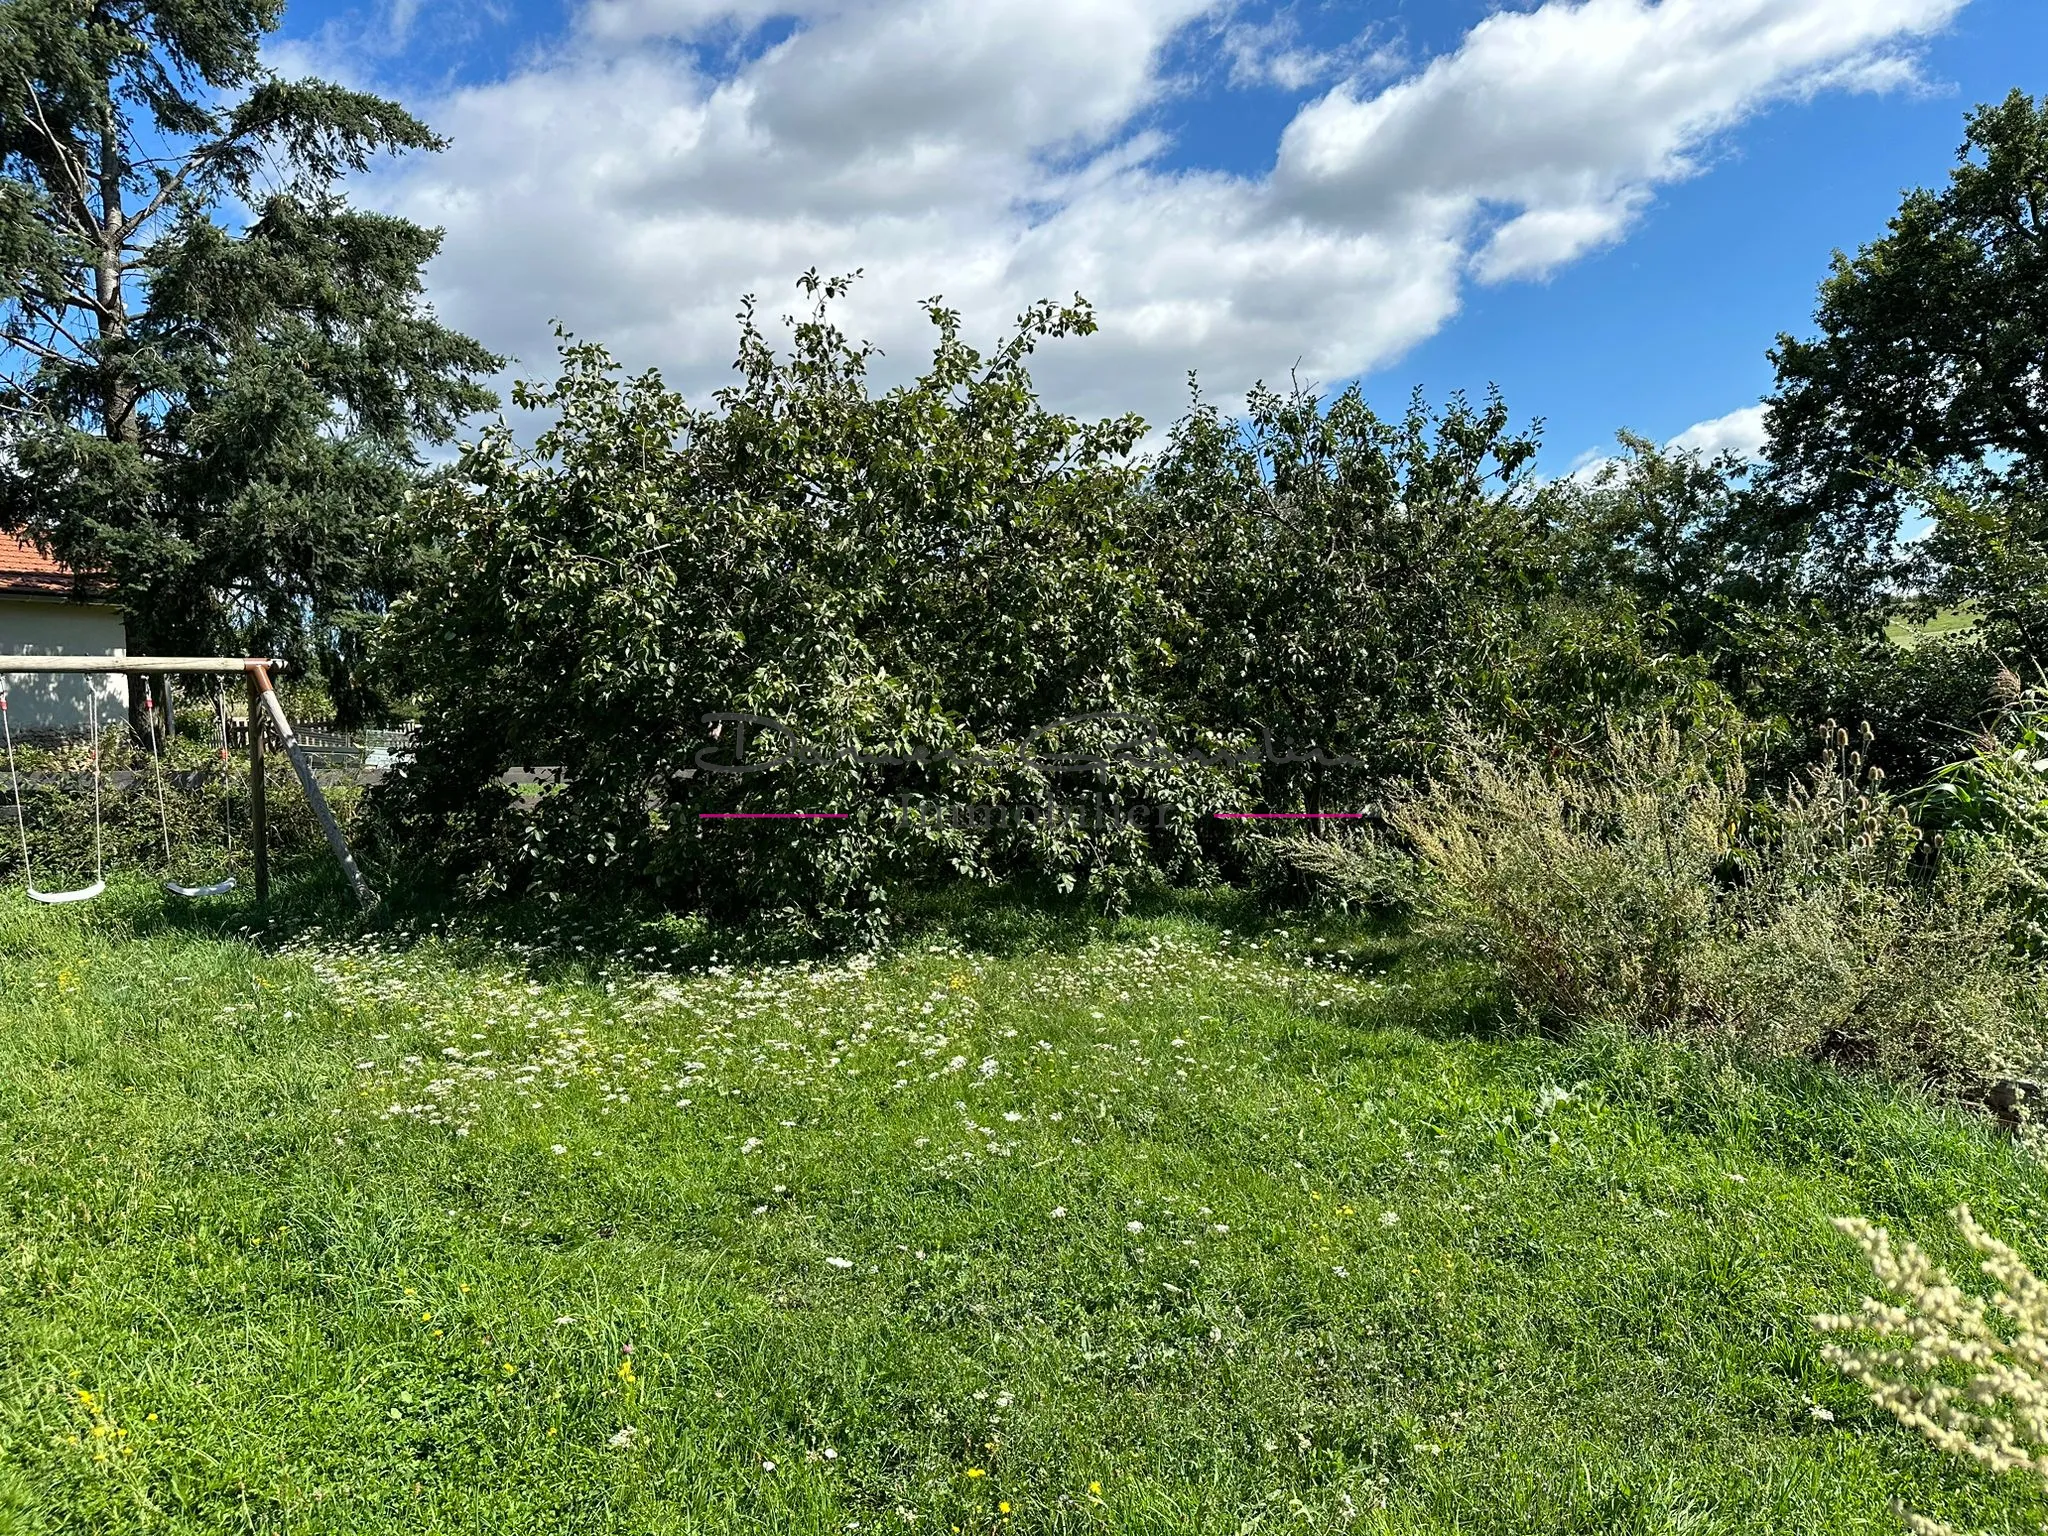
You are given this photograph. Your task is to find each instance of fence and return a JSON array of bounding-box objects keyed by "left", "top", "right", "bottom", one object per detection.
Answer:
[{"left": 222, "top": 722, "right": 415, "bottom": 780}]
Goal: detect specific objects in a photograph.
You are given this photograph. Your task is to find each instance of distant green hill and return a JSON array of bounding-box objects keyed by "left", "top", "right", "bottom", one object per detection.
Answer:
[{"left": 1886, "top": 604, "right": 1980, "bottom": 648}]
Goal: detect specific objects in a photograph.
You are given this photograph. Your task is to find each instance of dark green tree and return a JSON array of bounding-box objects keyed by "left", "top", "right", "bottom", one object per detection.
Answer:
[
  {"left": 1138, "top": 381, "right": 1545, "bottom": 810},
  {"left": 1764, "top": 89, "right": 2048, "bottom": 597},
  {"left": 0, "top": 0, "right": 500, "bottom": 713}
]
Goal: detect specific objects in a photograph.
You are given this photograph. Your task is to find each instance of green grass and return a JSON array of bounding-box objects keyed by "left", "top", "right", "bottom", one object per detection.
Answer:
[
  {"left": 4, "top": 879, "right": 2047, "bottom": 1534},
  {"left": 1885, "top": 603, "right": 1981, "bottom": 649}
]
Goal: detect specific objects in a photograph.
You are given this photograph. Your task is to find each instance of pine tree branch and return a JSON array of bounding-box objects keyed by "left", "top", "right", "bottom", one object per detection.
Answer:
[
  {"left": 17, "top": 77, "right": 104, "bottom": 243},
  {"left": 14, "top": 294, "right": 94, "bottom": 353},
  {"left": 21, "top": 276, "right": 111, "bottom": 320},
  {"left": 0, "top": 329, "right": 74, "bottom": 365}
]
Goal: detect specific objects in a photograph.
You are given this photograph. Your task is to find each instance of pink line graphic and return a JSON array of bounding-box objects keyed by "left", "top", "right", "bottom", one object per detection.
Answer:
[
  {"left": 1213, "top": 812, "right": 1366, "bottom": 819},
  {"left": 699, "top": 812, "right": 848, "bottom": 820}
]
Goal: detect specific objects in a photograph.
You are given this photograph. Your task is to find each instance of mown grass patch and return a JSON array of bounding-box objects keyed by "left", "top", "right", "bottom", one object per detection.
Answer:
[
  {"left": 2, "top": 880, "right": 2045, "bottom": 1533},
  {"left": 1884, "top": 604, "right": 1982, "bottom": 649}
]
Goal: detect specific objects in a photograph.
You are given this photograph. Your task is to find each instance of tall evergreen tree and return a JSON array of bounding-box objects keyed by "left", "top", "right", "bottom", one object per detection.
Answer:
[{"left": 0, "top": 0, "right": 499, "bottom": 713}]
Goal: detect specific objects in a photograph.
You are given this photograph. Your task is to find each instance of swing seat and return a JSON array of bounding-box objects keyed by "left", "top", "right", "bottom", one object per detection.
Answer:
[
  {"left": 164, "top": 878, "right": 235, "bottom": 899},
  {"left": 27, "top": 879, "right": 105, "bottom": 906}
]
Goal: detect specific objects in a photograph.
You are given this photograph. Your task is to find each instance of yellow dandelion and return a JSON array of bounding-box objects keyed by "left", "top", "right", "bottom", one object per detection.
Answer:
[{"left": 965, "top": 1467, "right": 985, "bottom": 1479}]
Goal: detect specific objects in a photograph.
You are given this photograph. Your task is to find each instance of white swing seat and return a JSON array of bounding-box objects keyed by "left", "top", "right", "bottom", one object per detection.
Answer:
[
  {"left": 28, "top": 879, "right": 106, "bottom": 905},
  {"left": 164, "top": 878, "right": 236, "bottom": 898}
]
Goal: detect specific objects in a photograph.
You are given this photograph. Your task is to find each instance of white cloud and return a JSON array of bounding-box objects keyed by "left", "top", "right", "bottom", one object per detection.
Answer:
[
  {"left": 353, "top": 0, "right": 1965, "bottom": 430},
  {"left": 1669, "top": 404, "right": 1771, "bottom": 459}
]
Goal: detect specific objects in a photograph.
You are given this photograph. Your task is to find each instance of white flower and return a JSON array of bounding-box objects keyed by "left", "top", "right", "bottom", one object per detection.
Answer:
[
  {"left": 551, "top": 1144, "right": 567, "bottom": 1155},
  {"left": 762, "top": 1459, "right": 777, "bottom": 1472},
  {"left": 1002, "top": 1111, "right": 1024, "bottom": 1123},
  {"left": 1126, "top": 1220, "right": 1145, "bottom": 1234},
  {"left": 608, "top": 1425, "right": 638, "bottom": 1448},
  {"left": 1333, "top": 1265, "right": 1349, "bottom": 1278},
  {"left": 1212, "top": 1223, "right": 1229, "bottom": 1234},
  {"left": 1379, "top": 1211, "right": 1400, "bottom": 1227},
  {"left": 1726, "top": 1172, "right": 1748, "bottom": 1183},
  {"left": 1050, "top": 1207, "right": 1066, "bottom": 1218},
  {"left": 978, "top": 1058, "right": 999, "bottom": 1079},
  {"left": 1809, "top": 1404, "right": 1834, "bottom": 1421},
  {"left": 825, "top": 1256, "right": 855, "bottom": 1269}
]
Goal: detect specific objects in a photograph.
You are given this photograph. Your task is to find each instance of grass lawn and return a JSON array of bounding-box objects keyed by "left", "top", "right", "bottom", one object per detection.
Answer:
[
  {"left": 1885, "top": 604, "right": 1981, "bottom": 649},
  {"left": 3, "top": 879, "right": 2047, "bottom": 1534}
]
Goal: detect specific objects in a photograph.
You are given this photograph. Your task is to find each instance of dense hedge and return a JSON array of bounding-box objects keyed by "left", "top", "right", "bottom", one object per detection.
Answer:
[{"left": 370, "top": 282, "right": 2019, "bottom": 939}]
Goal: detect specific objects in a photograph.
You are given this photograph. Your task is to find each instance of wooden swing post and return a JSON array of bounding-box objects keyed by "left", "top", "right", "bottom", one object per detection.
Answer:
[
  {"left": 248, "top": 670, "right": 268, "bottom": 906},
  {"left": 247, "top": 663, "right": 374, "bottom": 912}
]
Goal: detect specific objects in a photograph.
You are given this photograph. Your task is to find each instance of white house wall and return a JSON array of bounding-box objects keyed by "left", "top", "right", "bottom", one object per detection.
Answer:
[{"left": 0, "top": 601, "right": 128, "bottom": 733}]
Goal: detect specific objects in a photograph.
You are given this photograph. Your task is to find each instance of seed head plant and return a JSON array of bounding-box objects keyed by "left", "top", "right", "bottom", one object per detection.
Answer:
[{"left": 1817, "top": 1206, "right": 2048, "bottom": 1535}]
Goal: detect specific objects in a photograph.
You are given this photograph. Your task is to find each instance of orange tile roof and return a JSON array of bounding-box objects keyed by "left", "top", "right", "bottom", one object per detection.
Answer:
[{"left": 0, "top": 532, "right": 92, "bottom": 598}]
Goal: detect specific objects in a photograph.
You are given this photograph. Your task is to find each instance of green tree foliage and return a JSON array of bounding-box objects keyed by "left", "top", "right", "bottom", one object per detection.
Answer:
[
  {"left": 1545, "top": 437, "right": 2003, "bottom": 780},
  {"left": 1910, "top": 469, "right": 2048, "bottom": 663},
  {"left": 1543, "top": 433, "right": 1802, "bottom": 647},
  {"left": 0, "top": 0, "right": 500, "bottom": 710},
  {"left": 1137, "top": 381, "right": 1546, "bottom": 811},
  {"left": 377, "top": 280, "right": 1675, "bottom": 931},
  {"left": 1764, "top": 89, "right": 2048, "bottom": 596},
  {"left": 377, "top": 279, "right": 1241, "bottom": 937}
]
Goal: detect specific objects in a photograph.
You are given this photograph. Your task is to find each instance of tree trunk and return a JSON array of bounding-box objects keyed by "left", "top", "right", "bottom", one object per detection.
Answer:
[{"left": 95, "top": 110, "right": 138, "bottom": 447}]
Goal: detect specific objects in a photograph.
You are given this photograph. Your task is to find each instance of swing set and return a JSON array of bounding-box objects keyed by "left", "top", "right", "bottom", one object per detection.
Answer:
[{"left": 0, "top": 656, "right": 374, "bottom": 911}]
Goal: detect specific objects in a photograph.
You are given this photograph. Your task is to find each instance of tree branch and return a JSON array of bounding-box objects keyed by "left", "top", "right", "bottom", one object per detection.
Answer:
[
  {"left": 0, "top": 329, "right": 75, "bottom": 365},
  {"left": 15, "top": 294, "right": 94, "bottom": 354},
  {"left": 18, "top": 77, "right": 104, "bottom": 242}
]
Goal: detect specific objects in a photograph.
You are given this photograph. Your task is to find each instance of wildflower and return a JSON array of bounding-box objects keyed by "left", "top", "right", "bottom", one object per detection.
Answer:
[
  {"left": 965, "top": 1467, "right": 985, "bottom": 1479},
  {"left": 1379, "top": 1211, "right": 1399, "bottom": 1227},
  {"left": 825, "top": 1256, "right": 855, "bottom": 1269},
  {"left": 1126, "top": 1221, "right": 1145, "bottom": 1234},
  {"left": 1050, "top": 1207, "right": 1066, "bottom": 1218},
  {"left": 608, "top": 1425, "right": 638, "bottom": 1448},
  {"left": 1212, "top": 1223, "right": 1229, "bottom": 1234},
  {"left": 550, "top": 1144, "right": 567, "bottom": 1156},
  {"left": 763, "top": 1459, "right": 777, "bottom": 1472},
  {"left": 1809, "top": 1404, "right": 1834, "bottom": 1422},
  {"left": 998, "top": 1502, "right": 1011, "bottom": 1514}
]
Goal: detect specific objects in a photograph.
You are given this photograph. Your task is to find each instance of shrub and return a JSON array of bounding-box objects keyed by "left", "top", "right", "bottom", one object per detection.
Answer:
[
  {"left": 1243, "top": 825, "right": 1421, "bottom": 914},
  {"left": 1920, "top": 672, "right": 2048, "bottom": 953},
  {"left": 1389, "top": 717, "right": 2048, "bottom": 1089},
  {"left": 373, "top": 280, "right": 1246, "bottom": 941}
]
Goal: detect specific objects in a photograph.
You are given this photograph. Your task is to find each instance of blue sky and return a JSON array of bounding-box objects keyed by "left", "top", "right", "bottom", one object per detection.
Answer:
[{"left": 275, "top": 0, "right": 2046, "bottom": 471}]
